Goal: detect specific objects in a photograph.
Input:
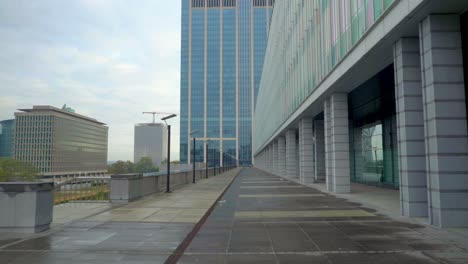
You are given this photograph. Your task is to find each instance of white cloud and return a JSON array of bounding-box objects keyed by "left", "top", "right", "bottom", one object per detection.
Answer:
[{"left": 0, "top": 0, "right": 182, "bottom": 161}]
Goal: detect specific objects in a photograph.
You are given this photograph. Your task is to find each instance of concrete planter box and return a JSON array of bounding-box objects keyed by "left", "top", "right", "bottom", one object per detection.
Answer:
[{"left": 0, "top": 182, "right": 54, "bottom": 233}]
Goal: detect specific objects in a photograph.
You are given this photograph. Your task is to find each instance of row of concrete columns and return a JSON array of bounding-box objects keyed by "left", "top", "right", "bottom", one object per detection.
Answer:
[
  {"left": 395, "top": 15, "right": 468, "bottom": 227},
  {"left": 255, "top": 14, "right": 468, "bottom": 227},
  {"left": 255, "top": 117, "right": 333, "bottom": 187},
  {"left": 256, "top": 93, "right": 351, "bottom": 194}
]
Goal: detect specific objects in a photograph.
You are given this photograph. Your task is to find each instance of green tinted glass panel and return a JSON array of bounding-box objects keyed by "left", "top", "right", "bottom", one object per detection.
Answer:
[{"left": 384, "top": 0, "right": 393, "bottom": 9}]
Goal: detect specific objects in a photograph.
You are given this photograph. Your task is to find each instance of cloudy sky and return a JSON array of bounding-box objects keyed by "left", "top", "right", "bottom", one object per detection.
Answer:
[{"left": 0, "top": 0, "right": 182, "bottom": 161}]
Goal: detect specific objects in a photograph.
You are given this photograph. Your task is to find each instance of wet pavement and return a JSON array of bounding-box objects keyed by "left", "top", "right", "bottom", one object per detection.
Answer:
[
  {"left": 178, "top": 168, "right": 468, "bottom": 264},
  {"left": 0, "top": 169, "right": 239, "bottom": 264},
  {"left": 2, "top": 167, "right": 468, "bottom": 263}
]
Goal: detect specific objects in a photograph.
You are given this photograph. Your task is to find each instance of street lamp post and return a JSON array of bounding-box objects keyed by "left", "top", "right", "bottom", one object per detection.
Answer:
[
  {"left": 215, "top": 150, "right": 219, "bottom": 174},
  {"left": 213, "top": 148, "right": 216, "bottom": 176},
  {"left": 193, "top": 137, "right": 196, "bottom": 183},
  {"left": 161, "top": 114, "right": 177, "bottom": 193},
  {"left": 190, "top": 130, "right": 199, "bottom": 184},
  {"left": 205, "top": 142, "right": 209, "bottom": 178}
]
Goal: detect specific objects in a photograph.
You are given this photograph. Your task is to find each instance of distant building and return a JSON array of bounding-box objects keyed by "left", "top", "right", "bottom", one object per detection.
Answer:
[
  {"left": 0, "top": 119, "right": 15, "bottom": 157},
  {"left": 13, "top": 105, "right": 108, "bottom": 177},
  {"left": 134, "top": 123, "right": 167, "bottom": 166},
  {"left": 179, "top": 0, "right": 274, "bottom": 166}
]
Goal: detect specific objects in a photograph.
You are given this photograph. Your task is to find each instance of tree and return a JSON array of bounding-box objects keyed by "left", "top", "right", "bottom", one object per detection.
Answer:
[
  {"left": 0, "top": 158, "right": 40, "bottom": 182},
  {"left": 135, "top": 157, "right": 159, "bottom": 173},
  {"left": 124, "top": 160, "right": 135, "bottom": 173},
  {"left": 108, "top": 160, "right": 135, "bottom": 174},
  {"left": 107, "top": 158, "right": 159, "bottom": 174}
]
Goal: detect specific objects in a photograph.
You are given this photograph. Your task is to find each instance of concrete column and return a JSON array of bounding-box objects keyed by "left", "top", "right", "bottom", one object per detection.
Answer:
[
  {"left": 278, "top": 136, "right": 286, "bottom": 176},
  {"left": 394, "top": 38, "right": 428, "bottom": 218},
  {"left": 295, "top": 136, "right": 300, "bottom": 178},
  {"left": 262, "top": 151, "right": 265, "bottom": 170},
  {"left": 268, "top": 143, "right": 273, "bottom": 173},
  {"left": 299, "top": 118, "right": 314, "bottom": 183},
  {"left": 330, "top": 93, "right": 350, "bottom": 193},
  {"left": 420, "top": 15, "right": 468, "bottom": 227},
  {"left": 259, "top": 151, "right": 262, "bottom": 169},
  {"left": 273, "top": 141, "right": 278, "bottom": 175},
  {"left": 286, "top": 129, "right": 299, "bottom": 178},
  {"left": 324, "top": 98, "right": 334, "bottom": 191},
  {"left": 298, "top": 122, "right": 304, "bottom": 182},
  {"left": 314, "top": 120, "right": 326, "bottom": 181}
]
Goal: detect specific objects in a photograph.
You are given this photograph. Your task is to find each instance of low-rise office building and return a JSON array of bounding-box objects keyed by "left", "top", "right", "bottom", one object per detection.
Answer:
[
  {"left": 13, "top": 105, "right": 108, "bottom": 178},
  {"left": 254, "top": 0, "right": 468, "bottom": 227}
]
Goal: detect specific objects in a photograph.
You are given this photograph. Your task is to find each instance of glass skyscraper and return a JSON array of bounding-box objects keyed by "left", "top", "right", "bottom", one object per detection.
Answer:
[
  {"left": 0, "top": 119, "right": 15, "bottom": 157},
  {"left": 180, "top": 0, "right": 273, "bottom": 166}
]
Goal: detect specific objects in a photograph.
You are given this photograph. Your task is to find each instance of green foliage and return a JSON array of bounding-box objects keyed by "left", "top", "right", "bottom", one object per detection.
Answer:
[
  {"left": 107, "top": 157, "right": 159, "bottom": 174},
  {"left": 0, "top": 158, "right": 40, "bottom": 182},
  {"left": 107, "top": 160, "right": 134, "bottom": 174},
  {"left": 135, "top": 157, "right": 159, "bottom": 173}
]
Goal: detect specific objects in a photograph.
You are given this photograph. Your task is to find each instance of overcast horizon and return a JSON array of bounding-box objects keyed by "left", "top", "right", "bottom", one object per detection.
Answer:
[{"left": 0, "top": 0, "right": 182, "bottom": 162}]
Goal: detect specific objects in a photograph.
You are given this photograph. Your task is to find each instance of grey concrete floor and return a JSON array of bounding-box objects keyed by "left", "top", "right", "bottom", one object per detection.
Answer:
[
  {"left": 178, "top": 168, "right": 468, "bottom": 264},
  {"left": 2, "top": 168, "right": 468, "bottom": 264},
  {"left": 0, "top": 169, "right": 239, "bottom": 264}
]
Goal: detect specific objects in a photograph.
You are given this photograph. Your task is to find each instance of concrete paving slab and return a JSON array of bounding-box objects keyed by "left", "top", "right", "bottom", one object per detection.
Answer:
[
  {"left": 177, "top": 168, "right": 468, "bottom": 263},
  {"left": 239, "top": 194, "right": 325, "bottom": 198},
  {"left": 0, "top": 168, "right": 240, "bottom": 264}
]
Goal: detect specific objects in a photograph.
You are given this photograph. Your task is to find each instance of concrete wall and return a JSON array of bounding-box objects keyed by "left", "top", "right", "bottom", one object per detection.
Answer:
[{"left": 110, "top": 167, "right": 232, "bottom": 204}]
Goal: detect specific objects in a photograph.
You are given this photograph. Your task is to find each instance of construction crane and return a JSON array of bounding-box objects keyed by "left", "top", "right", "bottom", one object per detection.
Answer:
[{"left": 143, "top": 112, "right": 175, "bottom": 123}]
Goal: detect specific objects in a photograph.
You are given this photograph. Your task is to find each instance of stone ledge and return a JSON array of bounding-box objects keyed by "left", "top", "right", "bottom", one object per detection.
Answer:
[
  {"left": 0, "top": 182, "right": 54, "bottom": 192},
  {"left": 110, "top": 174, "right": 143, "bottom": 180}
]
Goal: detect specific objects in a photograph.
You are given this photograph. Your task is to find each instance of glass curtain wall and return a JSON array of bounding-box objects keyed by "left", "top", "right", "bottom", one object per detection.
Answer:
[
  {"left": 0, "top": 119, "right": 15, "bottom": 157},
  {"left": 238, "top": 0, "right": 252, "bottom": 166},
  {"left": 180, "top": 0, "right": 190, "bottom": 163},
  {"left": 254, "top": 0, "right": 397, "bottom": 154},
  {"left": 180, "top": 0, "right": 273, "bottom": 165},
  {"left": 349, "top": 65, "right": 399, "bottom": 188}
]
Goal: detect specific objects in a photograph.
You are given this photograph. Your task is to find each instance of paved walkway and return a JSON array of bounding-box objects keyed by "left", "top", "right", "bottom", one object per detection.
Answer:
[
  {"left": 2, "top": 167, "right": 468, "bottom": 263},
  {"left": 52, "top": 203, "right": 113, "bottom": 227},
  {"left": 0, "top": 168, "right": 239, "bottom": 264},
  {"left": 178, "top": 168, "right": 468, "bottom": 264}
]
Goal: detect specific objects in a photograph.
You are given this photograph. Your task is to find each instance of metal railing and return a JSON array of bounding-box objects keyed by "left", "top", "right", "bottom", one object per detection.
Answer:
[{"left": 53, "top": 176, "right": 110, "bottom": 205}]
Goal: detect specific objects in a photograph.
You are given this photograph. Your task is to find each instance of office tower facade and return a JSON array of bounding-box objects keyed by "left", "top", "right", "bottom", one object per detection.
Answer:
[
  {"left": 254, "top": 0, "right": 468, "bottom": 227},
  {"left": 134, "top": 123, "right": 168, "bottom": 166},
  {"left": 13, "top": 105, "right": 108, "bottom": 177},
  {"left": 180, "top": 0, "right": 274, "bottom": 166},
  {"left": 0, "top": 119, "right": 15, "bottom": 157}
]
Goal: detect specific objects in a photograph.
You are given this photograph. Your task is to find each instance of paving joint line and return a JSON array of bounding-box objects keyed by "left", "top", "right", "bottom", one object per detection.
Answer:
[
  {"left": 164, "top": 169, "right": 241, "bottom": 264},
  {"left": 0, "top": 248, "right": 461, "bottom": 255},
  {"left": 0, "top": 202, "right": 126, "bottom": 250},
  {"left": 225, "top": 170, "right": 244, "bottom": 254},
  {"left": 263, "top": 221, "right": 280, "bottom": 264},
  {"left": 178, "top": 249, "right": 449, "bottom": 255}
]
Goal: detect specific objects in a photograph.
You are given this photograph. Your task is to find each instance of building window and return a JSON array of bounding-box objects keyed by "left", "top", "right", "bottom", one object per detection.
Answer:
[
  {"left": 207, "top": 0, "right": 220, "bottom": 8},
  {"left": 253, "top": 0, "right": 268, "bottom": 7},
  {"left": 192, "top": 0, "right": 205, "bottom": 8},
  {"left": 223, "top": 0, "right": 236, "bottom": 7}
]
